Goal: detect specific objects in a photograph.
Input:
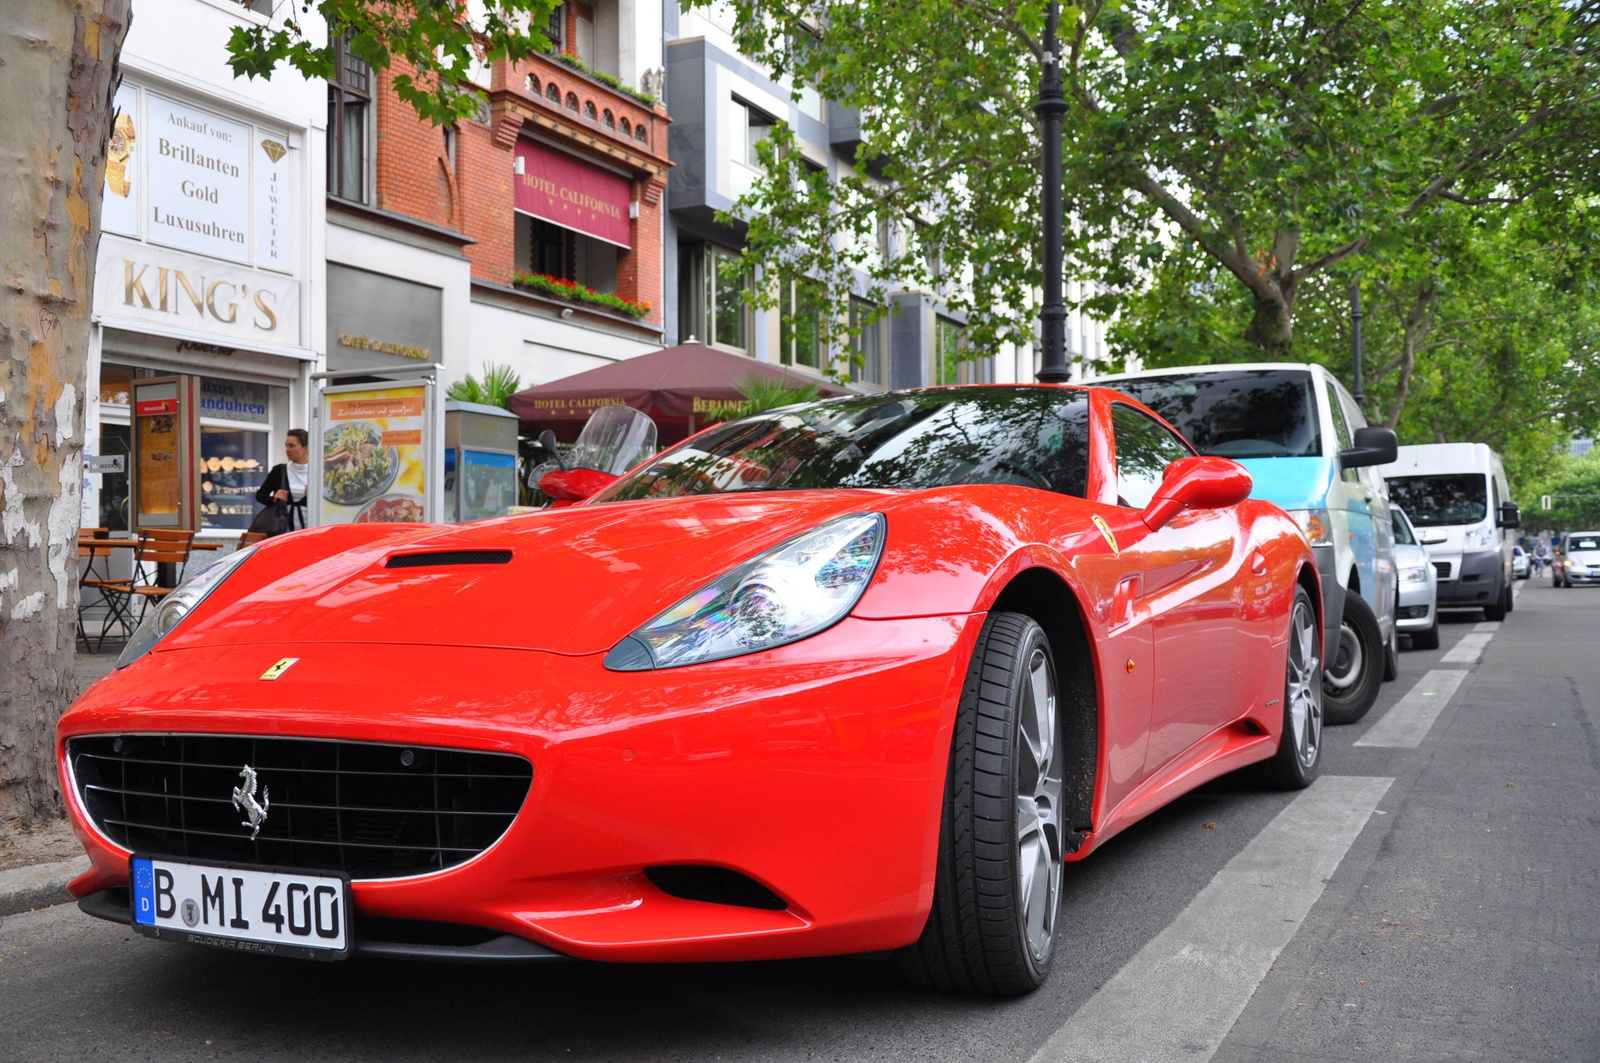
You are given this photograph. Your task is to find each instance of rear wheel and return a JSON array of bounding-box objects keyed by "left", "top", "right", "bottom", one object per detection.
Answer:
[
  {"left": 897, "top": 613, "right": 1063, "bottom": 996},
  {"left": 1323, "top": 591, "right": 1383, "bottom": 725},
  {"left": 1259, "top": 586, "right": 1323, "bottom": 789}
]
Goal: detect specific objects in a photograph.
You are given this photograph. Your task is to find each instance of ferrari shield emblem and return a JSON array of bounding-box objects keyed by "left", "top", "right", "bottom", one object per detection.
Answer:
[
  {"left": 1091, "top": 515, "right": 1120, "bottom": 558},
  {"left": 260, "top": 657, "right": 299, "bottom": 681}
]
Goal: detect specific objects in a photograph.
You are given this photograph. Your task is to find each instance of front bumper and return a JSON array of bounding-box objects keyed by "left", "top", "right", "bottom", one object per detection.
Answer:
[
  {"left": 57, "top": 615, "right": 980, "bottom": 963},
  {"left": 1395, "top": 575, "right": 1436, "bottom": 631},
  {"left": 1312, "top": 543, "right": 1344, "bottom": 656},
  {"left": 1564, "top": 565, "right": 1600, "bottom": 584},
  {"left": 1437, "top": 549, "right": 1505, "bottom": 607}
]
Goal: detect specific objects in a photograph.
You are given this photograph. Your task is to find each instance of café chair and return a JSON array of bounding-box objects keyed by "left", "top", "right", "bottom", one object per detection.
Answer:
[
  {"left": 237, "top": 531, "right": 268, "bottom": 550},
  {"left": 76, "top": 527, "right": 114, "bottom": 647},
  {"left": 91, "top": 529, "right": 196, "bottom": 652}
]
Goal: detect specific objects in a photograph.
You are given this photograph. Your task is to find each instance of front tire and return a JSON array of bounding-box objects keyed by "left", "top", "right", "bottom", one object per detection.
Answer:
[
  {"left": 1322, "top": 591, "right": 1383, "bottom": 725},
  {"left": 1411, "top": 617, "right": 1441, "bottom": 650},
  {"left": 1260, "top": 586, "right": 1323, "bottom": 789},
  {"left": 897, "top": 613, "right": 1064, "bottom": 995},
  {"left": 1484, "top": 582, "right": 1509, "bottom": 621}
]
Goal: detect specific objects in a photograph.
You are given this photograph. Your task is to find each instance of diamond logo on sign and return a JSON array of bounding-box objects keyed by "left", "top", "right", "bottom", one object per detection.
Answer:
[{"left": 260, "top": 138, "right": 287, "bottom": 164}]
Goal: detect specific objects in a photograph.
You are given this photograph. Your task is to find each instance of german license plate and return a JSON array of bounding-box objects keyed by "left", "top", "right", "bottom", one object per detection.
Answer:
[{"left": 130, "top": 855, "right": 351, "bottom": 960}]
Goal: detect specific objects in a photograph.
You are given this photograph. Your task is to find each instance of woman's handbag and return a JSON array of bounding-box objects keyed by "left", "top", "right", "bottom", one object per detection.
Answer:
[{"left": 248, "top": 499, "right": 296, "bottom": 537}]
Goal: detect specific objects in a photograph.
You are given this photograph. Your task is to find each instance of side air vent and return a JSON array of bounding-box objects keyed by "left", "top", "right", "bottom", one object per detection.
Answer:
[
  {"left": 387, "top": 550, "right": 512, "bottom": 569},
  {"left": 644, "top": 866, "right": 787, "bottom": 911}
]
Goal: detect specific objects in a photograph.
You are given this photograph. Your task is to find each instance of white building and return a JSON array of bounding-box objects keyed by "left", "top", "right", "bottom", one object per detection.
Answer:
[{"left": 85, "top": 0, "right": 325, "bottom": 540}]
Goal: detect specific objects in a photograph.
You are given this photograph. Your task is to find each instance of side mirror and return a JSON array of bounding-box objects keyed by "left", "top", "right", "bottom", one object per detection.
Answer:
[
  {"left": 1339, "top": 426, "right": 1398, "bottom": 469},
  {"left": 538, "top": 429, "right": 567, "bottom": 471},
  {"left": 539, "top": 468, "right": 617, "bottom": 505},
  {"left": 1497, "top": 501, "right": 1521, "bottom": 529},
  {"left": 1141, "top": 456, "right": 1253, "bottom": 531}
]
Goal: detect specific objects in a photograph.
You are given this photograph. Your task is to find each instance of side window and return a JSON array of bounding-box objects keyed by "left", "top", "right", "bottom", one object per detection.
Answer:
[
  {"left": 1112, "top": 404, "right": 1192, "bottom": 509},
  {"left": 1323, "top": 380, "right": 1357, "bottom": 483}
]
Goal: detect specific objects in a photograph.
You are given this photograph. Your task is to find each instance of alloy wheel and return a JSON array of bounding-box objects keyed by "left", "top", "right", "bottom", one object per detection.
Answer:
[
  {"left": 1016, "top": 647, "right": 1064, "bottom": 965},
  {"left": 1286, "top": 597, "right": 1323, "bottom": 769}
]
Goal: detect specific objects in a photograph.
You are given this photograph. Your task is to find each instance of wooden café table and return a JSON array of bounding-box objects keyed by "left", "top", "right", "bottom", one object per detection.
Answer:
[{"left": 77, "top": 532, "right": 222, "bottom": 588}]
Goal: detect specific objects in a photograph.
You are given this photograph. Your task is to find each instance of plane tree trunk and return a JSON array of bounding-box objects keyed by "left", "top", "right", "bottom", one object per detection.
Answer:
[{"left": 0, "top": 0, "right": 130, "bottom": 825}]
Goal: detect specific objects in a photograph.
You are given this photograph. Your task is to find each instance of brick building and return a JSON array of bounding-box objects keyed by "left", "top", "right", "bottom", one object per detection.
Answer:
[{"left": 325, "top": 2, "right": 671, "bottom": 390}]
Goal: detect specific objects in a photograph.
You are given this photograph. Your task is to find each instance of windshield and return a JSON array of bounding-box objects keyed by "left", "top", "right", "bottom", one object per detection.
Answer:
[
  {"left": 1390, "top": 508, "right": 1417, "bottom": 545},
  {"left": 1106, "top": 370, "right": 1321, "bottom": 458},
  {"left": 1386, "top": 474, "right": 1487, "bottom": 527},
  {"left": 594, "top": 387, "right": 1092, "bottom": 502},
  {"left": 1569, "top": 534, "right": 1600, "bottom": 552}
]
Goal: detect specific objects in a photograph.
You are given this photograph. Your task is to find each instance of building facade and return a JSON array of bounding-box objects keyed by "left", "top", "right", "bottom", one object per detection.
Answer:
[
  {"left": 328, "top": 2, "right": 673, "bottom": 392},
  {"left": 84, "top": 0, "right": 325, "bottom": 540}
]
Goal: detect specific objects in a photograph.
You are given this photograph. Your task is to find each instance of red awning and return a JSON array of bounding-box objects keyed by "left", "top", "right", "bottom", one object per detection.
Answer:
[
  {"left": 515, "top": 139, "right": 632, "bottom": 248},
  {"left": 507, "top": 343, "right": 856, "bottom": 444}
]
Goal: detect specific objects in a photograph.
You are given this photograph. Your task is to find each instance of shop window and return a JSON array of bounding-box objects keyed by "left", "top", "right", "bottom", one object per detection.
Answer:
[
  {"left": 850, "top": 298, "right": 885, "bottom": 387},
  {"left": 779, "top": 275, "right": 827, "bottom": 371},
  {"left": 199, "top": 426, "right": 271, "bottom": 530},
  {"left": 679, "top": 243, "right": 749, "bottom": 352},
  {"left": 99, "top": 363, "right": 136, "bottom": 407},
  {"left": 327, "top": 36, "right": 370, "bottom": 203}
]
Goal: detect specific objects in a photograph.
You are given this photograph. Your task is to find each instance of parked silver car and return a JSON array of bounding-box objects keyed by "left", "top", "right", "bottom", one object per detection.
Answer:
[
  {"left": 1392, "top": 506, "right": 1440, "bottom": 649},
  {"left": 1555, "top": 531, "right": 1600, "bottom": 587},
  {"left": 1512, "top": 545, "right": 1530, "bottom": 579}
]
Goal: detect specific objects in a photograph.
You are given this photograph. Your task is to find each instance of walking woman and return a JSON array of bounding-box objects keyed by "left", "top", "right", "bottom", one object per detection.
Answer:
[{"left": 253, "top": 428, "right": 311, "bottom": 534}]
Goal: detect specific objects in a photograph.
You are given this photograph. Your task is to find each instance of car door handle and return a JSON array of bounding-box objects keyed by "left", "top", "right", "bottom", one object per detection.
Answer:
[{"left": 1250, "top": 550, "right": 1268, "bottom": 577}]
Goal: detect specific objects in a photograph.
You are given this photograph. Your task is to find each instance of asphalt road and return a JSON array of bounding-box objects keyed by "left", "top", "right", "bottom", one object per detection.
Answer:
[{"left": 3, "top": 579, "right": 1596, "bottom": 1063}]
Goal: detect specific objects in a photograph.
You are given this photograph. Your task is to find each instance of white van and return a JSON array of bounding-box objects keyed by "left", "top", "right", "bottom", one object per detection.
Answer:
[{"left": 1380, "top": 443, "right": 1520, "bottom": 620}]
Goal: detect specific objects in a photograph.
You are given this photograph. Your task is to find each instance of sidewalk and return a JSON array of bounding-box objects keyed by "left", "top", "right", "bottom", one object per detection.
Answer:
[{"left": 0, "top": 648, "right": 121, "bottom": 916}]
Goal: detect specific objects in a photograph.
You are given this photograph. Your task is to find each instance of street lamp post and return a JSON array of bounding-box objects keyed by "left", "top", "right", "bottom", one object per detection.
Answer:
[
  {"left": 1036, "top": 2, "right": 1070, "bottom": 384},
  {"left": 1350, "top": 284, "right": 1365, "bottom": 410}
]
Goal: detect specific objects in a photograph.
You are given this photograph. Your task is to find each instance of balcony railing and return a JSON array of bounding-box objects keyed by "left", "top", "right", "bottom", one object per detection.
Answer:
[{"left": 490, "top": 52, "right": 668, "bottom": 162}]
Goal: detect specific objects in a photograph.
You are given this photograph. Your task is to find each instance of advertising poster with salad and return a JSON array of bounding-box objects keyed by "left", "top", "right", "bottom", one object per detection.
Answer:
[{"left": 319, "top": 386, "right": 428, "bottom": 524}]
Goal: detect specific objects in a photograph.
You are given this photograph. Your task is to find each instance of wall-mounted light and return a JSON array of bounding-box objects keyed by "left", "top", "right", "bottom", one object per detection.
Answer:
[
  {"left": 513, "top": 156, "right": 526, "bottom": 175},
  {"left": 560, "top": 307, "right": 574, "bottom": 319},
  {"left": 628, "top": 201, "right": 640, "bottom": 219}
]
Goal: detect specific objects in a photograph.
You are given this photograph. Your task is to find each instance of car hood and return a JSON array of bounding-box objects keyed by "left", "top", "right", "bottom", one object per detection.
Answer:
[
  {"left": 1567, "top": 549, "right": 1600, "bottom": 564},
  {"left": 167, "top": 491, "right": 910, "bottom": 657},
  {"left": 1394, "top": 542, "right": 1432, "bottom": 569}
]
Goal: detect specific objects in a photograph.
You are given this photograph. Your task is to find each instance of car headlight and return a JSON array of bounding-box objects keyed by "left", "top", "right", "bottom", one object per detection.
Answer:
[
  {"left": 1290, "top": 508, "right": 1334, "bottom": 547},
  {"left": 1400, "top": 563, "right": 1429, "bottom": 583},
  {"left": 116, "top": 545, "right": 260, "bottom": 668},
  {"left": 1464, "top": 526, "right": 1494, "bottom": 549},
  {"left": 605, "top": 513, "right": 885, "bottom": 671}
]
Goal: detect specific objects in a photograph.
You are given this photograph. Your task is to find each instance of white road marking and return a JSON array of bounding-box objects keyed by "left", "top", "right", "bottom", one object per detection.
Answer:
[
  {"left": 1030, "top": 776, "right": 1394, "bottom": 1063},
  {"left": 1441, "top": 631, "right": 1494, "bottom": 664},
  {"left": 1474, "top": 621, "right": 1501, "bottom": 633},
  {"left": 1354, "top": 669, "right": 1470, "bottom": 748}
]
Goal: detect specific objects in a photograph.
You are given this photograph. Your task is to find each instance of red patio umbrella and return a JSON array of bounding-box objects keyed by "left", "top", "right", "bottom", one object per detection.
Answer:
[{"left": 507, "top": 343, "right": 855, "bottom": 444}]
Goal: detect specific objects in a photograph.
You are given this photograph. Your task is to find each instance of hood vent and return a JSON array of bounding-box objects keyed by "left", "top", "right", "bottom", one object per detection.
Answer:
[{"left": 386, "top": 550, "right": 513, "bottom": 569}]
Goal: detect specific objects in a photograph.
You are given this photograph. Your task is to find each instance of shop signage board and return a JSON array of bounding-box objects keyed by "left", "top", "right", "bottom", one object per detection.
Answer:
[
  {"left": 129, "top": 376, "right": 201, "bottom": 531},
  {"left": 313, "top": 374, "right": 442, "bottom": 526},
  {"left": 85, "top": 455, "right": 126, "bottom": 474},
  {"left": 514, "top": 139, "right": 632, "bottom": 248},
  {"left": 325, "top": 265, "right": 444, "bottom": 371},
  {"left": 99, "top": 79, "right": 298, "bottom": 281},
  {"left": 96, "top": 234, "right": 302, "bottom": 348},
  {"left": 199, "top": 378, "right": 271, "bottom": 424}
]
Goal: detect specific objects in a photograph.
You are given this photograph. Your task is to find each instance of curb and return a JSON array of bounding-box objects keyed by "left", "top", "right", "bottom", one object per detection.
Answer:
[{"left": 0, "top": 856, "right": 90, "bottom": 919}]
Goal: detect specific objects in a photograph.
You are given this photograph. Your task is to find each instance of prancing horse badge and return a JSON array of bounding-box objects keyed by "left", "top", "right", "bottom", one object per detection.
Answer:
[
  {"left": 260, "top": 657, "right": 299, "bottom": 681},
  {"left": 1091, "top": 515, "right": 1120, "bottom": 558}
]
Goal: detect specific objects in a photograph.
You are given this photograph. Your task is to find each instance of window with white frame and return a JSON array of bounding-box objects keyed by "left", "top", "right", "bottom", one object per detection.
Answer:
[{"left": 780, "top": 275, "right": 828, "bottom": 370}]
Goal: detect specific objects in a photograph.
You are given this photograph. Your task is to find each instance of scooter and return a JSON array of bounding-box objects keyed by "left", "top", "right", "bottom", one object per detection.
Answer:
[{"left": 529, "top": 405, "right": 658, "bottom": 508}]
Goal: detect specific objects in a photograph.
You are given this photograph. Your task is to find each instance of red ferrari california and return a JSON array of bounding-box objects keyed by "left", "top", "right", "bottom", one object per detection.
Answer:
[{"left": 59, "top": 384, "right": 1323, "bottom": 994}]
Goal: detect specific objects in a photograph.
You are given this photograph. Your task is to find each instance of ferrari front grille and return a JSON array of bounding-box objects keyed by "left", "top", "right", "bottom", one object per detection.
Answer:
[{"left": 67, "top": 735, "right": 532, "bottom": 880}]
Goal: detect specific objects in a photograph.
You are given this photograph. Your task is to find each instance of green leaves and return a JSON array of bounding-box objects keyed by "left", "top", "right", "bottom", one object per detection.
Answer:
[
  {"left": 447, "top": 362, "right": 523, "bottom": 408},
  {"left": 226, "top": 0, "right": 559, "bottom": 128}
]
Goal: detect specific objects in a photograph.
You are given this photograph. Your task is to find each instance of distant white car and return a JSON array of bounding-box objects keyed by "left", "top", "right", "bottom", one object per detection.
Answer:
[
  {"left": 1512, "top": 545, "right": 1530, "bottom": 579},
  {"left": 1556, "top": 532, "right": 1600, "bottom": 587},
  {"left": 1392, "top": 506, "right": 1440, "bottom": 650}
]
